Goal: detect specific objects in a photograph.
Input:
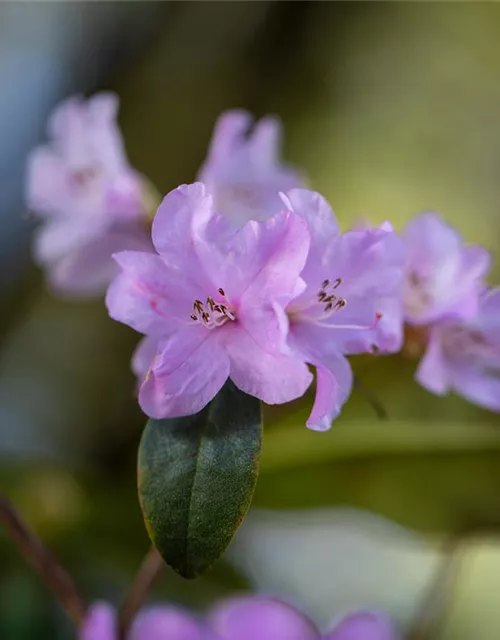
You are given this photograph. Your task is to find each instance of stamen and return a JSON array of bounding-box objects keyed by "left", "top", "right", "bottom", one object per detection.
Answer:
[
  {"left": 332, "top": 278, "right": 342, "bottom": 289},
  {"left": 332, "top": 312, "right": 383, "bottom": 332},
  {"left": 218, "top": 287, "right": 226, "bottom": 297},
  {"left": 322, "top": 279, "right": 330, "bottom": 288},
  {"left": 189, "top": 287, "right": 236, "bottom": 329}
]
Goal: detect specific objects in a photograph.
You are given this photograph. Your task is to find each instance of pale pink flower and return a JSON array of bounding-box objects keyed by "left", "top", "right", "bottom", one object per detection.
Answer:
[
  {"left": 416, "top": 287, "right": 500, "bottom": 410},
  {"left": 280, "top": 190, "right": 405, "bottom": 430},
  {"left": 27, "top": 92, "right": 153, "bottom": 296},
  {"left": 106, "top": 182, "right": 312, "bottom": 418},
  {"left": 402, "top": 212, "right": 490, "bottom": 326},
  {"left": 198, "top": 110, "right": 303, "bottom": 227},
  {"left": 210, "top": 597, "right": 401, "bottom": 640}
]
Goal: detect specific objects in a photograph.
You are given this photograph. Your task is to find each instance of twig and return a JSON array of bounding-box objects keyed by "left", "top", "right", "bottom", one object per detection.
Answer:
[
  {"left": 0, "top": 491, "right": 85, "bottom": 624},
  {"left": 118, "top": 545, "right": 164, "bottom": 639},
  {"left": 407, "top": 533, "right": 465, "bottom": 640},
  {"left": 353, "top": 374, "right": 389, "bottom": 420}
]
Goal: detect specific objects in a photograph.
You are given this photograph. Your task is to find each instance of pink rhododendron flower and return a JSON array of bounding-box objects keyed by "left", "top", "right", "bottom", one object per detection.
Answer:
[
  {"left": 416, "top": 287, "right": 500, "bottom": 410},
  {"left": 197, "top": 110, "right": 303, "bottom": 226},
  {"left": 80, "top": 599, "right": 400, "bottom": 640},
  {"left": 210, "top": 597, "right": 401, "bottom": 640},
  {"left": 27, "top": 92, "right": 153, "bottom": 296},
  {"left": 280, "top": 190, "right": 405, "bottom": 430},
  {"left": 106, "top": 182, "right": 312, "bottom": 418},
  {"left": 402, "top": 212, "right": 490, "bottom": 325}
]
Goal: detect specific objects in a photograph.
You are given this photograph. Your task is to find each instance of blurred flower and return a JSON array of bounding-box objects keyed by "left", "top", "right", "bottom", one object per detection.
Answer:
[
  {"left": 26, "top": 92, "right": 155, "bottom": 297},
  {"left": 416, "top": 287, "right": 500, "bottom": 410},
  {"left": 106, "top": 182, "right": 312, "bottom": 418},
  {"left": 210, "top": 597, "right": 401, "bottom": 640},
  {"left": 402, "top": 213, "right": 490, "bottom": 326},
  {"left": 81, "top": 598, "right": 400, "bottom": 640},
  {"left": 281, "top": 190, "right": 405, "bottom": 430},
  {"left": 198, "top": 110, "right": 304, "bottom": 227},
  {"left": 80, "top": 601, "right": 209, "bottom": 640}
]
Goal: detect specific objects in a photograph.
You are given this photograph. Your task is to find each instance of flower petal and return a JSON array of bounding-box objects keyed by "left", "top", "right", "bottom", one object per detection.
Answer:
[
  {"left": 106, "top": 250, "right": 192, "bottom": 336},
  {"left": 324, "top": 611, "right": 401, "bottom": 640},
  {"left": 152, "top": 183, "right": 213, "bottom": 275},
  {"left": 46, "top": 224, "right": 152, "bottom": 297},
  {"left": 450, "top": 364, "right": 500, "bottom": 412},
  {"left": 209, "top": 597, "right": 320, "bottom": 640},
  {"left": 130, "top": 606, "right": 208, "bottom": 640},
  {"left": 224, "top": 323, "right": 312, "bottom": 405},
  {"left": 194, "top": 210, "right": 310, "bottom": 305},
  {"left": 139, "top": 327, "right": 229, "bottom": 418},
  {"left": 307, "top": 353, "right": 353, "bottom": 431},
  {"left": 132, "top": 336, "right": 159, "bottom": 382},
  {"left": 80, "top": 602, "right": 116, "bottom": 640},
  {"left": 415, "top": 329, "right": 450, "bottom": 396}
]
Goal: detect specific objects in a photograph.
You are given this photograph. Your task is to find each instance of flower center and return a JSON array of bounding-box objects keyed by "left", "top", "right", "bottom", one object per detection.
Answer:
[
  {"left": 190, "top": 288, "right": 236, "bottom": 330},
  {"left": 403, "top": 270, "right": 434, "bottom": 318}
]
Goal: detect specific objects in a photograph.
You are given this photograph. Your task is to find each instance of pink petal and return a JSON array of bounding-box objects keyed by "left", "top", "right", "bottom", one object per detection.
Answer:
[
  {"left": 195, "top": 210, "right": 310, "bottom": 305},
  {"left": 450, "top": 364, "right": 500, "bottom": 412},
  {"left": 106, "top": 250, "right": 192, "bottom": 336},
  {"left": 415, "top": 329, "right": 450, "bottom": 395},
  {"left": 26, "top": 147, "right": 69, "bottom": 216},
  {"left": 209, "top": 597, "right": 320, "bottom": 640},
  {"left": 47, "top": 224, "right": 152, "bottom": 297},
  {"left": 80, "top": 602, "right": 116, "bottom": 640},
  {"left": 152, "top": 183, "right": 213, "bottom": 275},
  {"left": 324, "top": 611, "right": 401, "bottom": 640},
  {"left": 139, "top": 327, "right": 229, "bottom": 418},
  {"left": 132, "top": 336, "right": 159, "bottom": 382},
  {"left": 201, "top": 110, "right": 253, "bottom": 164},
  {"left": 306, "top": 353, "right": 353, "bottom": 431},
  {"left": 224, "top": 323, "right": 313, "bottom": 405},
  {"left": 281, "top": 189, "right": 340, "bottom": 259},
  {"left": 130, "top": 606, "right": 208, "bottom": 640}
]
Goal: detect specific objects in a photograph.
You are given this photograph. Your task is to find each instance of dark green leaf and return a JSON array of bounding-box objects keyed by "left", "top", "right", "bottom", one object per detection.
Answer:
[{"left": 138, "top": 380, "right": 262, "bottom": 578}]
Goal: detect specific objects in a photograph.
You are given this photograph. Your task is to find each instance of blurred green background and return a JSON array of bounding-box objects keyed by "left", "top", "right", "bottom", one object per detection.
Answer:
[{"left": 2, "top": 2, "right": 500, "bottom": 638}]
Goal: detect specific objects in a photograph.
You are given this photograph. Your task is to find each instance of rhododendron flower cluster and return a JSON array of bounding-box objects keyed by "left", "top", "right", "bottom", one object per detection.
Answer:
[
  {"left": 81, "top": 598, "right": 400, "bottom": 640},
  {"left": 401, "top": 212, "right": 500, "bottom": 410},
  {"left": 27, "top": 93, "right": 154, "bottom": 296},
  {"left": 106, "top": 183, "right": 404, "bottom": 429}
]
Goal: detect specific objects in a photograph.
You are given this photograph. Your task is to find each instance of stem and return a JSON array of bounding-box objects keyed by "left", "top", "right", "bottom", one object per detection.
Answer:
[
  {"left": 407, "top": 533, "right": 464, "bottom": 640},
  {"left": 118, "top": 546, "right": 164, "bottom": 639},
  {"left": 0, "top": 491, "right": 85, "bottom": 625},
  {"left": 353, "top": 374, "right": 389, "bottom": 420}
]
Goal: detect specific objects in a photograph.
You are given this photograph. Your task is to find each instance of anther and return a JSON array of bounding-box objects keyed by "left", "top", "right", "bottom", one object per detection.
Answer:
[
  {"left": 207, "top": 296, "right": 215, "bottom": 310},
  {"left": 334, "top": 298, "right": 346, "bottom": 310},
  {"left": 322, "top": 279, "right": 330, "bottom": 288},
  {"left": 218, "top": 287, "right": 226, "bottom": 297},
  {"left": 332, "top": 278, "right": 342, "bottom": 289},
  {"left": 190, "top": 314, "right": 197, "bottom": 321}
]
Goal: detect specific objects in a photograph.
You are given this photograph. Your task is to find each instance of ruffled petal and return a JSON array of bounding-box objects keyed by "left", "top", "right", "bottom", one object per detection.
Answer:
[
  {"left": 224, "top": 323, "right": 312, "bottom": 405},
  {"left": 106, "top": 250, "right": 192, "bottom": 336},
  {"left": 324, "top": 611, "right": 401, "bottom": 640},
  {"left": 450, "top": 364, "right": 500, "bottom": 412},
  {"left": 209, "top": 597, "right": 320, "bottom": 640},
  {"left": 194, "top": 210, "right": 310, "bottom": 305},
  {"left": 139, "top": 327, "right": 229, "bottom": 418}
]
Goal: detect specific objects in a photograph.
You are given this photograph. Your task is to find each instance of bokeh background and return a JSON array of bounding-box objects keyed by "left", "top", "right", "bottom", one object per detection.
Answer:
[{"left": 2, "top": 2, "right": 500, "bottom": 638}]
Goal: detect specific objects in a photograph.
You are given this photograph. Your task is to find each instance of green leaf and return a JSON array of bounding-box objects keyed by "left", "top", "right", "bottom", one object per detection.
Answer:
[{"left": 137, "top": 380, "right": 262, "bottom": 578}]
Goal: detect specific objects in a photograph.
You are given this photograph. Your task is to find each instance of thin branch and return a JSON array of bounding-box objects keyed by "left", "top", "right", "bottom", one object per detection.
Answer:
[
  {"left": 353, "top": 374, "right": 389, "bottom": 420},
  {"left": 118, "top": 546, "right": 164, "bottom": 639},
  {"left": 407, "top": 533, "right": 465, "bottom": 640},
  {"left": 0, "top": 491, "right": 86, "bottom": 625}
]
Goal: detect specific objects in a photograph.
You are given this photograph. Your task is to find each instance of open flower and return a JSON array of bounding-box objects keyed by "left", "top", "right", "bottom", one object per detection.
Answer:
[
  {"left": 416, "top": 287, "right": 500, "bottom": 410},
  {"left": 106, "top": 182, "right": 312, "bottom": 418},
  {"left": 402, "top": 212, "right": 490, "bottom": 325},
  {"left": 280, "top": 190, "right": 405, "bottom": 430},
  {"left": 27, "top": 92, "right": 154, "bottom": 296},
  {"left": 197, "top": 110, "right": 303, "bottom": 227}
]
